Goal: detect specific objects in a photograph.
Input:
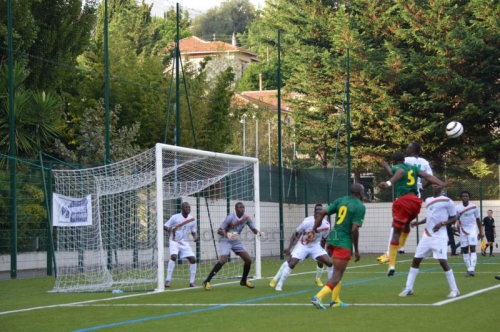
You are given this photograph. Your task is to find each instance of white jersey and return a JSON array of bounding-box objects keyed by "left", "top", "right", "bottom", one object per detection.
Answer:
[
  {"left": 164, "top": 213, "right": 196, "bottom": 242},
  {"left": 455, "top": 203, "right": 480, "bottom": 234},
  {"left": 405, "top": 156, "right": 433, "bottom": 196},
  {"left": 422, "top": 195, "right": 455, "bottom": 239},
  {"left": 295, "top": 216, "right": 330, "bottom": 246}
]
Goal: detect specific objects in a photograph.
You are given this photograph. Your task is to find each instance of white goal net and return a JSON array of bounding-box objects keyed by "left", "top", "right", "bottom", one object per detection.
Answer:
[{"left": 50, "top": 144, "right": 260, "bottom": 292}]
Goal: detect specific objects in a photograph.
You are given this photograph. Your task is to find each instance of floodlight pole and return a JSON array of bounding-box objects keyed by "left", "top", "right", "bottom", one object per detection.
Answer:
[
  {"left": 7, "top": 0, "right": 17, "bottom": 279},
  {"left": 175, "top": 2, "right": 181, "bottom": 147},
  {"left": 104, "top": 0, "right": 110, "bottom": 164},
  {"left": 346, "top": 48, "right": 351, "bottom": 188},
  {"left": 277, "top": 30, "right": 284, "bottom": 259}
]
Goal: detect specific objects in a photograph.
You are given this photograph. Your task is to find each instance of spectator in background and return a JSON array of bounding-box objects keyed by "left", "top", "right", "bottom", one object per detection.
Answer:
[
  {"left": 447, "top": 223, "right": 459, "bottom": 256},
  {"left": 482, "top": 210, "right": 495, "bottom": 257}
]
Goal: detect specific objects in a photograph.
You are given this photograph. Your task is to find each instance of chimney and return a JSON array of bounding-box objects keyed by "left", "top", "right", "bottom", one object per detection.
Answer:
[
  {"left": 259, "top": 73, "right": 262, "bottom": 91},
  {"left": 232, "top": 32, "right": 237, "bottom": 46}
]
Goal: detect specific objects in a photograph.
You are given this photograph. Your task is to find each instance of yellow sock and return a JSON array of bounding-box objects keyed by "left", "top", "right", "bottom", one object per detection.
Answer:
[
  {"left": 400, "top": 232, "right": 409, "bottom": 248},
  {"left": 332, "top": 281, "right": 342, "bottom": 302},
  {"left": 389, "top": 245, "right": 398, "bottom": 267},
  {"left": 316, "top": 285, "right": 332, "bottom": 301}
]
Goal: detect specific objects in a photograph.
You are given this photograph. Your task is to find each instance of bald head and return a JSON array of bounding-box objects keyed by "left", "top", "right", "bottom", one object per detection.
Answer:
[{"left": 351, "top": 183, "right": 365, "bottom": 198}]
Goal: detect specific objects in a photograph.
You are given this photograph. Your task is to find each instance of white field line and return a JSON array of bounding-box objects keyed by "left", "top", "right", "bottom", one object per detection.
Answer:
[
  {"left": 0, "top": 259, "right": 494, "bottom": 316},
  {"left": 67, "top": 303, "right": 433, "bottom": 307}
]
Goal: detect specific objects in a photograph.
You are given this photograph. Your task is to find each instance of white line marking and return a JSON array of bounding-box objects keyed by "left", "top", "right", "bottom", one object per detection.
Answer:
[
  {"left": 433, "top": 284, "right": 500, "bottom": 306},
  {"left": 66, "top": 303, "right": 433, "bottom": 307}
]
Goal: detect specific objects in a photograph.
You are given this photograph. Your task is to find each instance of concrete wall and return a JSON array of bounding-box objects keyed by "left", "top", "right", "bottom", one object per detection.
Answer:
[{"left": 2, "top": 200, "right": 499, "bottom": 274}]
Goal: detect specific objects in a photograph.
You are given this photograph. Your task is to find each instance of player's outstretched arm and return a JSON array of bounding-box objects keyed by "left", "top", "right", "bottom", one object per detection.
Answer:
[
  {"left": 418, "top": 170, "right": 452, "bottom": 188},
  {"left": 380, "top": 161, "right": 393, "bottom": 176},
  {"left": 313, "top": 209, "right": 329, "bottom": 232},
  {"left": 379, "top": 168, "right": 405, "bottom": 189}
]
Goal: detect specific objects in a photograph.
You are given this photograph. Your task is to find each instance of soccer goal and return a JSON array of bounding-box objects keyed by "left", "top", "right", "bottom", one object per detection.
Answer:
[{"left": 50, "top": 144, "right": 260, "bottom": 292}]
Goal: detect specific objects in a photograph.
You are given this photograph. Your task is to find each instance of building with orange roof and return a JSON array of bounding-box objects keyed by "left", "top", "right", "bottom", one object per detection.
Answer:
[{"left": 176, "top": 35, "right": 260, "bottom": 80}]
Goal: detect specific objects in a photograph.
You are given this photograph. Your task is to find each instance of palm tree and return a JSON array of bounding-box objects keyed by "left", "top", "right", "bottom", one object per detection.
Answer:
[{"left": 0, "top": 62, "right": 63, "bottom": 167}]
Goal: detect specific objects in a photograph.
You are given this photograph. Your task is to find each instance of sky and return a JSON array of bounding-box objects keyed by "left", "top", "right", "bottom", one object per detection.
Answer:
[{"left": 144, "top": 0, "right": 267, "bottom": 17}]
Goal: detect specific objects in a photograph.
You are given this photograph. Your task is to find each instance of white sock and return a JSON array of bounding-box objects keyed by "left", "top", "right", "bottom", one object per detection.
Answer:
[
  {"left": 167, "top": 260, "right": 175, "bottom": 280},
  {"left": 463, "top": 253, "right": 470, "bottom": 270},
  {"left": 445, "top": 269, "right": 458, "bottom": 291},
  {"left": 189, "top": 263, "right": 197, "bottom": 283},
  {"left": 406, "top": 267, "right": 419, "bottom": 290},
  {"left": 387, "top": 228, "right": 394, "bottom": 254},
  {"left": 470, "top": 252, "right": 477, "bottom": 270},
  {"left": 273, "top": 261, "right": 288, "bottom": 281},
  {"left": 327, "top": 266, "right": 334, "bottom": 279},
  {"left": 315, "top": 266, "right": 324, "bottom": 280},
  {"left": 277, "top": 265, "right": 292, "bottom": 288}
]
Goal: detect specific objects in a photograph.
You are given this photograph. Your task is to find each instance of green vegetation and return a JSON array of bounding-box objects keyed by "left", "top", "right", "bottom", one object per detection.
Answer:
[{"left": 1, "top": 257, "right": 499, "bottom": 331}]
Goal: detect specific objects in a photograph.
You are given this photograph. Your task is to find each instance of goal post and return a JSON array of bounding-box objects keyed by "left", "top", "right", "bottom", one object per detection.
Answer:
[
  {"left": 155, "top": 144, "right": 261, "bottom": 291},
  {"left": 50, "top": 143, "right": 260, "bottom": 293}
]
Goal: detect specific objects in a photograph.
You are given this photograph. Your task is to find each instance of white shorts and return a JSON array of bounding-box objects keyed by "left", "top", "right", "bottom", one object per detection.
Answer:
[
  {"left": 168, "top": 240, "right": 195, "bottom": 259},
  {"left": 291, "top": 242, "right": 328, "bottom": 261},
  {"left": 414, "top": 235, "right": 448, "bottom": 260},
  {"left": 459, "top": 228, "right": 478, "bottom": 247}
]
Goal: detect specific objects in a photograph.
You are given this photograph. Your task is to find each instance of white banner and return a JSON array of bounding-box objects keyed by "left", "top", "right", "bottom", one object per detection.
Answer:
[{"left": 52, "top": 193, "right": 93, "bottom": 227}]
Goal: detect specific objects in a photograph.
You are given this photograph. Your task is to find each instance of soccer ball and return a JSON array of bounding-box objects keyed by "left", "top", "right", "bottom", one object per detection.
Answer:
[{"left": 446, "top": 121, "right": 463, "bottom": 138}]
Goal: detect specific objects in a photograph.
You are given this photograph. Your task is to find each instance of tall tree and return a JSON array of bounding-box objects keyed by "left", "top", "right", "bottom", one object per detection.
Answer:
[
  {"left": 191, "top": 0, "right": 256, "bottom": 42},
  {"left": 0, "top": 63, "right": 63, "bottom": 163},
  {"left": 198, "top": 67, "right": 236, "bottom": 152},
  {"left": 243, "top": 0, "right": 500, "bottom": 173},
  {"left": 70, "top": 0, "right": 193, "bottom": 150},
  {"left": 53, "top": 99, "right": 140, "bottom": 165},
  {"left": 23, "top": 0, "right": 97, "bottom": 91},
  {"left": 0, "top": 0, "right": 37, "bottom": 67}
]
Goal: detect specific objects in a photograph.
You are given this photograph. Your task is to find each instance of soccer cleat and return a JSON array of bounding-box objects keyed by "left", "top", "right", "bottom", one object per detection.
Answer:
[
  {"left": 269, "top": 279, "right": 277, "bottom": 288},
  {"left": 202, "top": 281, "right": 211, "bottom": 291},
  {"left": 398, "top": 289, "right": 414, "bottom": 297},
  {"left": 398, "top": 248, "right": 405, "bottom": 254},
  {"left": 490, "top": 254, "right": 495, "bottom": 257},
  {"left": 495, "top": 275, "right": 500, "bottom": 280},
  {"left": 447, "top": 289, "right": 460, "bottom": 298},
  {"left": 329, "top": 300, "right": 349, "bottom": 307},
  {"left": 275, "top": 284, "right": 282, "bottom": 291},
  {"left": 240, "top": 280, "right": 255, "bottom": 288},
  {"left": 481, "top": 251, "right": 486, "bottom": 256},
  {"left": 189, "top": 282, "right": 197, "bottom": 288},
  {"left": 388, "top": 267, "right": 395, "bottom": 277},
  {"left": 315, "top": 278, "right": 324, "bottom": 287},
  {"left": 311, "top": 295, "right": 326, "bottom": 309},
  {"left": 165, "top": 280, "right": 171, "bottom": 287},
  {"left": 465, "top": 271, "right": 475, "bottom": 277},
  {"left": 377, "top": 253, "right": 390, "bottom": 264}
]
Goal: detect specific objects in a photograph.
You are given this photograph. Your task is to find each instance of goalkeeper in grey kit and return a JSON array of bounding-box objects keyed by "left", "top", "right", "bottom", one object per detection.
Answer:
[{"left": 202, "top": 202, "right": 264, "bottom": 290}]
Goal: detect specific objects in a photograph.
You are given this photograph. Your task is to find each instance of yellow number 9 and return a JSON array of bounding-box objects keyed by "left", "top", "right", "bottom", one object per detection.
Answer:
[{"left": 336, "top": 206, "right": 348, "bottom": 225}]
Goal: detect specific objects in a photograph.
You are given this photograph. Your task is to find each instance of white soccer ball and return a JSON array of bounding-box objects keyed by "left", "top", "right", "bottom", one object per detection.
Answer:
[{"left": 446, "top": 121, "right": 464, "bottom": 138}]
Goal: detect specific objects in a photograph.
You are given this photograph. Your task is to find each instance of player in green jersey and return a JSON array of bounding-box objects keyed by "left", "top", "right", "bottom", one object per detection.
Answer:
[{"left": 310, "top": 183, "right": 366, "bottom": 309}]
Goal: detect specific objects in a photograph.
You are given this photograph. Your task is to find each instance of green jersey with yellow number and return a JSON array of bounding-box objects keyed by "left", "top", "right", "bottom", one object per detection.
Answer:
[
  {"left": 391, "top": 163, "right": 420, "bottom": 197},
  {"left": 326, "top": 196, "right": 365, "bottom": 249}
]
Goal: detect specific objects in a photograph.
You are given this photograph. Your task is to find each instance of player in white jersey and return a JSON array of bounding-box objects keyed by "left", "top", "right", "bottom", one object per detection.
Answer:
[
  {"left": 455, "top": 191, "right": 483, "bottom": 277},
  {"left": 271, "top": 204, "right": 333, "bottom": 291},
  {"left": 378, "top": 142, "right": 433, "bottom": 263},
  {"left": 399, "top": 184, "right": 459, "bottom": 298},
  {"left": 163, "top": 202, "right": 198, "bottom": 288}
]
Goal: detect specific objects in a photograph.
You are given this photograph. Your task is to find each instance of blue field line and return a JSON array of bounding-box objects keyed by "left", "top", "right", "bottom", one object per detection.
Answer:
[{"left": 72, "top": 258, "right": 495, "bottom": 331}]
